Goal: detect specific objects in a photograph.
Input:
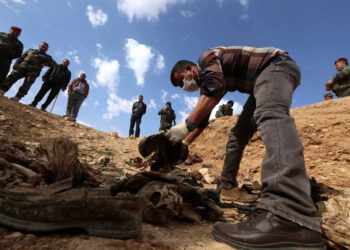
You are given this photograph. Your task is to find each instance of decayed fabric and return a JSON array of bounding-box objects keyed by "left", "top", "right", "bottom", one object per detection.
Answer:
[{"left": 36, "top": 137, "right": 86, "bottom": 184}]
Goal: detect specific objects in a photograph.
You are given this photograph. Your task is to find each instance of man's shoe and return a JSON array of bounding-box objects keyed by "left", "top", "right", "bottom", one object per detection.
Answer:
[
  {"left": 29, "top": 103, "right": 36, "bottom": 108},
  {"left": 40, "top": 106, "right": 46, "bottom": 112},
  {"left": 220, "top": 187, "right": 259, "bottom": 203},
  {"left": 10, "top": 96, "right": 20, "bottom": 102},
  {"left": 213, "top": 208, "right": 325, "bottom": 249}
]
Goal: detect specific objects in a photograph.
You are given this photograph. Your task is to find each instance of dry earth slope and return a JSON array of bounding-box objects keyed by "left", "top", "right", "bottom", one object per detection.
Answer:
[{"left": 0, "top": 96, "right": 349, "bottom": 249}]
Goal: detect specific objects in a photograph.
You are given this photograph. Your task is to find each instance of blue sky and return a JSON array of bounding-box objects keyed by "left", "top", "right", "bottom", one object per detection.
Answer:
[{"left": 1, "top": 0, "right": 349, "bottom": 137}]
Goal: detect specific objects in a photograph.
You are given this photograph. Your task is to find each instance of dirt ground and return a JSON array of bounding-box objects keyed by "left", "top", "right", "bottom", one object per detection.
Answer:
[{"left": 0, "top": 96, "right": 349, "bottom": 249}]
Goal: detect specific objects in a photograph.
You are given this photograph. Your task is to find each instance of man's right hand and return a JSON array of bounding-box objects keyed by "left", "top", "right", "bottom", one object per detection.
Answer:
[{"left": 165, "top": 121, "right": 190, "bottom": 145}]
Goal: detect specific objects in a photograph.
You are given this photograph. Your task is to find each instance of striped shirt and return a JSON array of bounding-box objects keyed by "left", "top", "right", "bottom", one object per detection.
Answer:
[{"left": 198, "top": 46, "right": 287, "bottom": 98}]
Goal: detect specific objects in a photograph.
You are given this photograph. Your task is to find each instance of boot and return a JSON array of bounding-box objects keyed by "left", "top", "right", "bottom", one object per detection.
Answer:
[
  {"left": 220, "top": 187, "right": 259, "bottom": 203},
  {"left": 10, "top": 96, "right": 20, "bottom": 102},
  {"left": 213, "top": 208, "right": 325, "bottom": 249}
]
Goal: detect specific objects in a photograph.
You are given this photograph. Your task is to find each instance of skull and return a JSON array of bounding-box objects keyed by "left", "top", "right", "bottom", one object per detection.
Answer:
[{"left": 137, "top": 181, "right": 183, "bottom": 224}]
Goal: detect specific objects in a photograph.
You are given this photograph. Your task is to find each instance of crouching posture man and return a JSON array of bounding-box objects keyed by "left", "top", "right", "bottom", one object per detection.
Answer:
[{"left": 166, "top": 46, "right": 325, "bottom": 249}]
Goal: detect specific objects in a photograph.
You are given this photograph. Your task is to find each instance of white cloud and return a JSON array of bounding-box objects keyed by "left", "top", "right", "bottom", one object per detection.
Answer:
[
  {"left": 67, "top": 50, "right": 81, "bottom": 65},
  {"left": 124, "top": 38, "right": 154, "bottom": 86},
  {"left": 67, "top": 1, "right": 71, "bottom": 8},
  {"left": 148, "top": 99, "right": 157, "bottom": 109},
  {"left": 171, "top": 93, "right": 180, "bottom": 99},
  {"left": 155, "top": 54, "right": 165, "bottom": 73},
  {"left": 179, "top": 111, "right": 189, "bottom": 122},
  {"left": 117, "top": 0, "right": 185, "bottom": 22},
  {"left": 240, "top": 14, "right": 249, "bottom": 21},
  {"left": 237, "top": 0, "right": 249, "bottom": 9},
  {"left": 92, "top": 57, "right": 120, "bottom": 92},
  {"left": 183, "top": 95, "right": 198, "bottom": 110},
  {"left": 86, "top": 5, "right": 108, "bottom": 27},
  {"left": 216, "top": 0, "right": 224, "bottom": 8},
  {"left": 93, "top": 100, "right": 99, "bottom": 107},
  {"left": 11, "top": 0, "right": 25, "bottom": 4},
  {"left": 180, "top": 10, "right": 194, "bottom": 18},
  {"left": 161, "top": 89, "right": 168, "bottom": 102},
  {"left": 103, "top": 93, "right": 133, "bottom": 119}
]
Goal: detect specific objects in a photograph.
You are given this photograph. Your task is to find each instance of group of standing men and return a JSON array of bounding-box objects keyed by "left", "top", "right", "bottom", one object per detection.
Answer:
[{"left": 0, "top": 26, "right": 89, "bottom": 121}]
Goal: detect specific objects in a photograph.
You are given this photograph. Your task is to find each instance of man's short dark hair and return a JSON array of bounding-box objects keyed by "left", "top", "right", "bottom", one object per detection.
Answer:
[
  {"left": 227, "top": 100, "right": 234, "bottom": 105},
  {"left": 170, "top": 60, "right": 196, "bottom": 86},
  {"left": 335, "top": 57, "right": 348, "bottom": 65}
]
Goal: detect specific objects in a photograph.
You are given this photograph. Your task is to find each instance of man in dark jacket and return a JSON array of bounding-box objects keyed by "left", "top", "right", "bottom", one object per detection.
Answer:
[
  {"left": 0, "top": 26, "right": 23, "bottom": 87},
  {"left": 0, "top": 42, "right": 57, "bottom": 101},
  {"left": 65, "top": 72, "right": 89, "bottom": 121},
  {"left": 29, "top": 59, "right": 71, "bottom": 111},
  {"left": 166, "top": 46, "right": 324, "bottom": 249},
  {"left": 158, "top": 101, "right": 176, "bottom": 131},
  {"left": 129, "top": 95, "right": 147, "bottom": 138}
]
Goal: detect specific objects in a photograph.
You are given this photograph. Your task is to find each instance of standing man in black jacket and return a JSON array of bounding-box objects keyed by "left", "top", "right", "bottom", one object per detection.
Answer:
[
  {"left": 129, "top": 95, "right": 147, "bottom": 138},
  {"left": 29, "top": 59, "right": 71, "bottom": 111}
]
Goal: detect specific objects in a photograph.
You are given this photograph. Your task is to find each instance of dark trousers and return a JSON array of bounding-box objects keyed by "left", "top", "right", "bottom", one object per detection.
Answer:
[
  {"left": 129, "top": 115, "right": 142, "bottom": 137},
  {"left": 0, "top": 69, "right": 38, "bottom": 99},
  {"left": 0, "top": 61, "right": 11, "bottom": 86},
  {"left": 31, "top": 80, "right": 61, "bottom": 109},
  {"left": 221, "top": 59, "right": 320, "bottom": 232},
  {"left": 66, "top": 92, "right": 84, "bottom": 119}
]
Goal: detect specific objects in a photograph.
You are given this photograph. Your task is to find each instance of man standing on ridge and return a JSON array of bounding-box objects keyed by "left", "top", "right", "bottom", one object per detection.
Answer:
[
  {"left": 129, "top": 95, "right": 147, "bottom": 138},
  {"left": 0, "top": 42, "right": 57, "bottom": 101},
  {"left": 29, "top": 58, "right": 71, "bottom": 111},
  {"left": 166, "top": 46, "right": 324, "bottom": 249},
  {"left": 0, "top": 26, "right": 23, "bottom": 89}
]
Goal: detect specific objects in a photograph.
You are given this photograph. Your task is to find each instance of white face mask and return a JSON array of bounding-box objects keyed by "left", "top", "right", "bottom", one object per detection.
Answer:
[{"left": 182, "top": 78, "right": 199, "bottom": 92}]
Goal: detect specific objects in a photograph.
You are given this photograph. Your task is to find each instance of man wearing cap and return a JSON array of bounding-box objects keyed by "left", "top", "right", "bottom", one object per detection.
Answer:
[
  {"left": 326, "top": 57, "right": 350, "bottom": 97},
  {"left": 65, "top": 72, "right": 89, "bottom": 121},
  {"left": 158, "top": 101, "right": 176, "bottom": 131},
  {"left": 0, "top": 42, "right": 57, "bottom": 101},
  {"left": 0, "top": 26, "right": 23, "bottom": 88},
  {"left": 166, "top": 46, "right": 324, "bottom": 249},
  {"left": 215, "top": 100, "right": 234, "bottom": 118},
  {"left": 29, "top": 58, "right": 71, "bottom": 111}
]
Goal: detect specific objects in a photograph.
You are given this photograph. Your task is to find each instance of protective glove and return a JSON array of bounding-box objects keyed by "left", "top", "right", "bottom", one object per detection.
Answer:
[{"left": 165, "top": 121, "right": 190, "bottom": 145}]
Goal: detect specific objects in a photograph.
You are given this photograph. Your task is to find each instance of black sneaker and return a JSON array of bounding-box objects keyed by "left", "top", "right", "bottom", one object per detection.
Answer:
[{"left": 213, "top": 208, "right": 325, "bottom": 249}]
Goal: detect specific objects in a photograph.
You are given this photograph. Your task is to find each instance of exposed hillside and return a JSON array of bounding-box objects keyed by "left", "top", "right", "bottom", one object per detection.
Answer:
[{"left": 0, "top": 96, "right": 349, "bottom": 249}]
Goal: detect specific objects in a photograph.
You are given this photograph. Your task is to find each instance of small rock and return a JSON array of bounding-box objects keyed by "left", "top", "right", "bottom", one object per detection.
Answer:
[{"left": 4, "top": 232, "right": 24, "bottom": 240}]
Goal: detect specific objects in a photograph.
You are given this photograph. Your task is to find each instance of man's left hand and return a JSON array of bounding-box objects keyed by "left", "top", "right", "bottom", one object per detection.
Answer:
[{"left": 165, "top": 121, "right": 189, "bottom": 144}]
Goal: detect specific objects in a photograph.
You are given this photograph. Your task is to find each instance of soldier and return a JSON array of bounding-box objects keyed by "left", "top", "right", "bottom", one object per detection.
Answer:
[
  {"left": 65, "top": 72, "right": 89, "bottom": 121},
  {"left": 323, "top": 93, "right": 333, "bottom": 101},
  {"left": 215, "top": 100, "right": 234, "bottom": 118},
  {"left": 158, "top": 101, "right": 176, "bottom": 131},
  {"left": 29, "top": 59, "right": 71, "bottom": 111},
  {"left": 0, "top": 42, "right": 57, "bottom": 101},
  {"left": 0, "top": 26, "right": 23, "bottom": 87},
  {"left": 325, "top": 57, "right": 350, "bottom": 97},
  {"left": 129, "top": 95, "right": 147, "bottom": 138}
]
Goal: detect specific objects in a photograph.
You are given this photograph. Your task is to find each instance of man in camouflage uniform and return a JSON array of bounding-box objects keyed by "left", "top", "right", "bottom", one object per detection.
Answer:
[
  {"left": 0, "top": 26, "right": 23, "bottom": 87},
  {"left": 215, "top": 100, "right": 234, "bottom": 118},
  {"left": 158, "top": 101, "right": 176, "bottom": 131},
  {"left": 0, "top": 42, "right": 57, "bottom": 101},
  {"left": 326, "top": 57, "right": 350, "bottom": 97}
]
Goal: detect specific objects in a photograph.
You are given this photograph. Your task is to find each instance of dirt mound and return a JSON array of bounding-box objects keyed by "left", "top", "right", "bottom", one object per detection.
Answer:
[{"left": 0, "top": 96, "right": 349, "bottom": 249}]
